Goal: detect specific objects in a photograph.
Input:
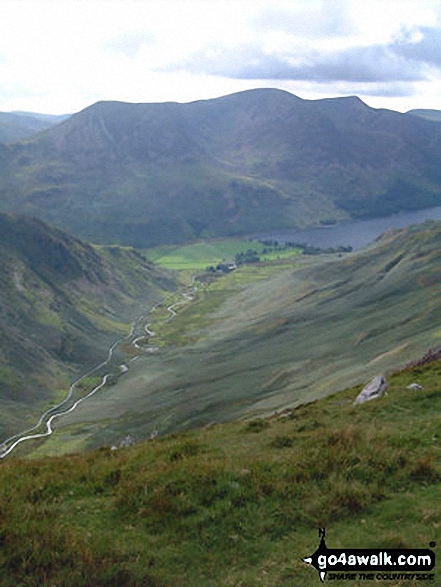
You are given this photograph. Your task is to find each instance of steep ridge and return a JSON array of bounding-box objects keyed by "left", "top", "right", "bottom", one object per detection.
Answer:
[
  {"left": 1, "top": 89, "right": 441, "bottom": 246},
  {"left": 0, "top": 213, "right": 176, "bottom": 439}
]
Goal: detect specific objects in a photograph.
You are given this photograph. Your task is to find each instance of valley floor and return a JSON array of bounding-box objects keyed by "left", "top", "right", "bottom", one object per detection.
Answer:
[{"left": 26, "top": 221, "right": 441, "bottom": 457}]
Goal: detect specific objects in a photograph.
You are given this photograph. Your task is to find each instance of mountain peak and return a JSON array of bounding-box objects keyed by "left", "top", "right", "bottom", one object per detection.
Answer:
[
  {"left": 312, "top": 94, "right": 369, "bottom": 109},
  {"left": 3, "top": 89, "right": 441, "bottom": 248}
]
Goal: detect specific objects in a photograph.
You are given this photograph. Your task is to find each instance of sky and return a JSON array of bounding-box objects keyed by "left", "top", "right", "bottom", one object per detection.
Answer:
[{"left": 2, "top": 0, "right": 441, "bottom": 115}]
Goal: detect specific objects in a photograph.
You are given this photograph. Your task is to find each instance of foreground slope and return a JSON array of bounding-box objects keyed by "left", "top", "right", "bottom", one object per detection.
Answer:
[
  {"left": 48, "top": 220, "right": 441, "bottom": 452},
  {"left": 0, "top": 213, "right": 175, "bottom": 439},
  {"left": 0, "top": 359, "right": 439, "bottom": 586},
  {"left": 1, "top": 90, "right": 441, "bottom": 246}
]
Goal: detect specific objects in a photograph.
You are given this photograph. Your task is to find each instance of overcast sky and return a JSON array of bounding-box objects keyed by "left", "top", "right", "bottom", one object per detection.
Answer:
[{"left": 2, "top": 0, "right": 441, "bottom": 114}]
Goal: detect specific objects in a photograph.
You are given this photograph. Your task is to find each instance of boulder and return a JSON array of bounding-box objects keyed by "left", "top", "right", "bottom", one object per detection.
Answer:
[
  {"left": 353, "top": 375, "right": 388, "bottom": 405},
  {"left": 407, "top": 383, "right": 423, "bottom": 390}
]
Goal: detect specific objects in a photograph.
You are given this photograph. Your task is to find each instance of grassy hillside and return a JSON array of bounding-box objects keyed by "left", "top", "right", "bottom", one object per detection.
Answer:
[
  {"left": 27, "top": 220, "right": 441, "bottom": 456},
  {"left": 1, "top": 90, "right": 441, "bottom": 246},
  {"left": 0, "top": 359, "right": 439, "bottom": 586},
  {"left": 0, "top": 213, "right": 176, "bottom": 441}
]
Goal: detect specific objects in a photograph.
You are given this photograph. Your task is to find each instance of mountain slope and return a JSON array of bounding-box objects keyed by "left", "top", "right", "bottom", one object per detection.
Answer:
[
  {"left": 0, "top": 213, "right": 176, "bottom": 440},
  {"left": 49, "top": 220, "right": 441, "bottom": 451},
  {"left": 1, "top": 89, "right": 441, "bottom": 246},
  {"left": 0, "top": 358, "right": 439, "bottom": 586}
]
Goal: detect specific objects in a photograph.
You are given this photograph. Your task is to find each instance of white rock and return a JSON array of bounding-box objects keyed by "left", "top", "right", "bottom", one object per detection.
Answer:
[{"left": 354, "top": 375, "right": 388, "bottom": 405}]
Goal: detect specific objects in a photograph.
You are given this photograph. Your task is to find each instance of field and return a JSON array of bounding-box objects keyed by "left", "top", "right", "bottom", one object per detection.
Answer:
[
  {"left": 145, "top": 239, "right": 301, "bottom": 270},
  {"left": 1, "top": 359, "right": 439, "bottom": 586}
]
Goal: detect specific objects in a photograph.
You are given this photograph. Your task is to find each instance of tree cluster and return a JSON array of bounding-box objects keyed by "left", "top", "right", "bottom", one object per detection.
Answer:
[{"left": 235, "top": 249, "right": 260, "bottom": 265}]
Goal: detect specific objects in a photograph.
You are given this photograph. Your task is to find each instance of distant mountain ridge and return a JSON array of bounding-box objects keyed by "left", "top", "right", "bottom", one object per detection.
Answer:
[
  {"left": 408, "top": 108, "right": 441, "bottom": 122},
  {"left": 1, "top": 89, "right": 441, "bottom": 246},
  {"left": 0, "top": 111, "right": 70, "bottom": 143}
]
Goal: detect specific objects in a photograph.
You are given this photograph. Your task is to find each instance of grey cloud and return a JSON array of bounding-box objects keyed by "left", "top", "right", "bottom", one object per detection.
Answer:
[
  {"left": 298, "top": 46, "right": 426, "bottom": 82},
  {"left": 164, "top": 42, "right": 427, "bottom": 83},
  {"left": 393, "top": 26, "right": 441, "bottom": 68},
  {"left": 163, "top": 22, "right": 441, "bottom": 86},
  {"left": 107, "top": 30, "right": 156, "bottom": 58},
  {"left": 161, "top": 44, "right": 293, "bottom": 79}
]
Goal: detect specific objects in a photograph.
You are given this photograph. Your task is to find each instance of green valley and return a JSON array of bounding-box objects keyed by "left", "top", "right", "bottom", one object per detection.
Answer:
[
  {"left": 1, "top": 194, "right": 441, "bottom": 587},
  {"left": 21, "top": 220, "right": 441, "bottom": 457},
  {"left": 0, "top": 213, "right": 176, "bottom": 442},
  {"left": 4, "top": 0, "right": 441, "bottom": 579},
  {"left": 145, "top": 239, "right": 301, "bottom": 270},
  {"left": 2, "top": 89, "right": 441, "bottom": 587}
]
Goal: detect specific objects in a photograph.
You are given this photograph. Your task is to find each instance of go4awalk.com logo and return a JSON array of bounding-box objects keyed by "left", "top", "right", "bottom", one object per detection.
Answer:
[{"left": 303, "top": 529, "right": 436, "bottom": 582}]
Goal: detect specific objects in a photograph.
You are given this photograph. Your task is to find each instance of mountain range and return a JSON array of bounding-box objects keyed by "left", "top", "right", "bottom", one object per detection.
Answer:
[
  {"left": 2, "top": 89, "right": 441, "bottom": 247},
  {"left": 0, "top": 111, "right": 69, "bottom": 143}
]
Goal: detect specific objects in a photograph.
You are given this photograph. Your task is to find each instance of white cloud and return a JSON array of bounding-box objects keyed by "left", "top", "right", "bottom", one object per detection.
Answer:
[
  {"left": 0, "top": 0, "right": 440, "bottom": 113},
  {"left": 107, "top": 31, "right": 156, "bottom": 58},
  {"left": 252, "top": 0, "right": 355, "bottom": 39}
]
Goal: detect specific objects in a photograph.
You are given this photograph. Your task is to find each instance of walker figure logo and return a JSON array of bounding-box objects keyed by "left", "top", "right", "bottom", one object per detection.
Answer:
[{"left": 302, "top": 529, "right": 436, "bottom": 582}]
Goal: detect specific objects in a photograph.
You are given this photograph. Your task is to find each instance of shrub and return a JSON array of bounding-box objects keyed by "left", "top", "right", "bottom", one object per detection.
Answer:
[{"left": 244, "top": 420, "right": 269, "bottom": 433}]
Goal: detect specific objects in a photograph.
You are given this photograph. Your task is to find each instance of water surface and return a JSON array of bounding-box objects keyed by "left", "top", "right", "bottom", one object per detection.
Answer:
[{"left": 256, "top": 207, "right": 441, "bottom": 250}]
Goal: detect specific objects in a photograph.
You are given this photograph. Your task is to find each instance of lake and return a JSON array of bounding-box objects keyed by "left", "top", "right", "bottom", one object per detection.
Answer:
[{"left": 255, "top": 206, "right": 441, "bottom": 251}]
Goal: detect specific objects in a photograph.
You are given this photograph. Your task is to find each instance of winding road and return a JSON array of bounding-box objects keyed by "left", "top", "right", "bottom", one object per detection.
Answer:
[
  {"left": 165, "top": 290, "right": 196, "bottom": 319},
  {"left": 0, "top": 281, "right": 198, "bottom": 459}
]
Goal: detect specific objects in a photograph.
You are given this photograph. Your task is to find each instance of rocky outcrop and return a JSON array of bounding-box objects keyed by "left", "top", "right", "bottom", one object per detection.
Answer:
[{"left": 354, "top": 375, "right": 388, "bottom": 405}]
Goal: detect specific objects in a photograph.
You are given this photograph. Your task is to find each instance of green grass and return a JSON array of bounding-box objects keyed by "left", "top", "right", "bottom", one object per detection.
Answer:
[
  {"left": 143, "top": 260, "right": 305, "bottom": 348},
  {"left": 0, "top": 359, "right": 440, "bottom": 586},
  {"left": 145, "top": 239, "right": 301, "bottom": 270}
]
